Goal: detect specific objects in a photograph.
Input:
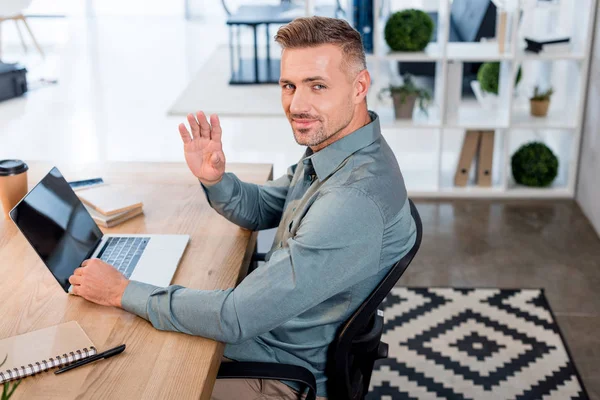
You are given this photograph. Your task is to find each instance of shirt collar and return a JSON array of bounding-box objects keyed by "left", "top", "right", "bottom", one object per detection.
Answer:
[{"left": 302, "top": 111, "right": 381, "bottom": 182}]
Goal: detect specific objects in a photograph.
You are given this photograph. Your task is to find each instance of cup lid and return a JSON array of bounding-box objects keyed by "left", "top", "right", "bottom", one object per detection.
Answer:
[{"left": 0, "top": 160, "right": 29, "bottom": 176}]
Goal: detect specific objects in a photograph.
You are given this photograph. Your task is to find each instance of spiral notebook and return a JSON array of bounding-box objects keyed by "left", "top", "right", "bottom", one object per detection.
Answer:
[{"left": 0, "top": 321, "right": 96, "bottom": 383}]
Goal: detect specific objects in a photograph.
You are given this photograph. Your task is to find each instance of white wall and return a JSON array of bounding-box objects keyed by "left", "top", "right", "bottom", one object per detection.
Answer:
[{"left": 577, "top": 5, "right": 600, "bottom": 237}]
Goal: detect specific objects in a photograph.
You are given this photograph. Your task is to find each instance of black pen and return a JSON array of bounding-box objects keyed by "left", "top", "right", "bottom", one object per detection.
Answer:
[{"left": 54, "top": 344, "right": 126, "bottom": 375}]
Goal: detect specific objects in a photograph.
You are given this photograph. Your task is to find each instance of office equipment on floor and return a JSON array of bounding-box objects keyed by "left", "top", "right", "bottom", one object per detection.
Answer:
[
  {"left": 0, "top": 321, "right": 96, "bottom": 383},
  {"left": 9, "top": 167, "right": 189, "bottom": 292},
  {"left": 476, "top": 130, "right": 495, "bottom": 187},
  {"left": 0, "top": 62, "right": 27, "bottom": 102},
  {"left": 454, "top": 130, "right": 482, "bottom": 187}
]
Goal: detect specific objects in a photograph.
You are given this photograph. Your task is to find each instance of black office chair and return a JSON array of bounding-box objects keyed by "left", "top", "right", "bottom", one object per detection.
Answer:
[{"left": 217, "top": 199, "right": 423, "bottom": 400}]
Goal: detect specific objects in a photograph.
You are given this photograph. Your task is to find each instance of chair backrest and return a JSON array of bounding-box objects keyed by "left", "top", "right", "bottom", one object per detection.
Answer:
[
  {"left": 325, "top": 199, "right": 423, "bottom": 400},
  {"left": 0, "top": 0, "right": 33, "bottom": 18}
]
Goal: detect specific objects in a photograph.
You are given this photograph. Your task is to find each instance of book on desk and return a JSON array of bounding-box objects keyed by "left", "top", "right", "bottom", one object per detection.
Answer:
[
  {"left": 76, "top": 185, "right": 144, "bottom": 228},
  {"left": 0, "top": 321, "right": 96, "bottom": 383}
]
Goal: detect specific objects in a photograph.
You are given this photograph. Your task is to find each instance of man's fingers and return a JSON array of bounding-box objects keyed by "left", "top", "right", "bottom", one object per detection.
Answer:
[
  {"left": 211, "top": 152, "right": 224, "bottom": 167},
  {"left": 69, "top": 275, "right": 82, "bottom": 285},
  {"left": 74, "top": 266, "right": 85, "bottom": 275},
  {"left": 196, "top": 111, "right": 211, "bottom": 139},
  {"left": 187, "top": 113, "right": 200, "bottom": 139},
  {"left": 210, "top": 114, "right": 222, "bottom": 143},
  {"left": 178, "top": 123, "right": 192, "bottom": 144}
]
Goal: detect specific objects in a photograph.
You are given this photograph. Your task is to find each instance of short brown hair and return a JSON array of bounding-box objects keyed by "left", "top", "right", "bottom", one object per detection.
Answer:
[{"left": 274, "top": 16, "right": 366, "bottom": 76}]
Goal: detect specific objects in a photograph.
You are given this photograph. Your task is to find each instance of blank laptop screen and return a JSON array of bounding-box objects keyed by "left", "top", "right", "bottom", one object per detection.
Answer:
[{"left": 10, "top": 167, "right": 102, "bottom": 291}]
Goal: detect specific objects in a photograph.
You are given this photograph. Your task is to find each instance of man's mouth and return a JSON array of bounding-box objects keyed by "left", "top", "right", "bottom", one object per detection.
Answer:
[{"left": 292, "top": 119, "right": 318, "bottom": 128}]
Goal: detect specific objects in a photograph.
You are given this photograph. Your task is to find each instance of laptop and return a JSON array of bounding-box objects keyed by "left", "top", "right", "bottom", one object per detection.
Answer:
[{"left": 9, "top": 167, "right": 190, "bottom": 293}]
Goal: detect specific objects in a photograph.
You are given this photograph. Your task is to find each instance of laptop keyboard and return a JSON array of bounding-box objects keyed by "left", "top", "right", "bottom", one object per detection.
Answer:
[{"left": 97, "top": 237, "right": 150, "bottom": 278}]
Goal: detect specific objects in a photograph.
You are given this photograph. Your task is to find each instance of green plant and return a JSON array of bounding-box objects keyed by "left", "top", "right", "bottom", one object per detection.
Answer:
[
  {"left": 1, "top": 355, "right": 21, "bottom": 400},
  {"left": 511, "top": 142, "right": 559, "bottom": 187},
  {"left": 378, "top": 74, "right": 432, "bottom": 114},
  {"left": 477, "top": 62, "right": 523, "bottom": 94},
  {"left": 530, "top": 86, "right": 554, "bottom": 101},
  {"left": 384, "top": 9, "right": 434, "bottom": 51}
]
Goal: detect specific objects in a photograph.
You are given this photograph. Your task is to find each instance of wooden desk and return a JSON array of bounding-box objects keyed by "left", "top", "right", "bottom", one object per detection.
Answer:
[{"left": 0, "top": 162, "right": 273, "bottom": 400}]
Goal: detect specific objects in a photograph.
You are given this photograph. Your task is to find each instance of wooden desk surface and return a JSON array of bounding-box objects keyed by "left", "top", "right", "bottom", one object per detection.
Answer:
[{"left": 0, "top": 162, "right": 273, "bottom": 400}]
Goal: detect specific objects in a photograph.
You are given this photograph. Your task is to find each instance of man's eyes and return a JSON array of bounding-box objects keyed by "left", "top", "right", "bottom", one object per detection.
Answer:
[{"left": 281, "top": 84, "right": 327, "bottom": 90}]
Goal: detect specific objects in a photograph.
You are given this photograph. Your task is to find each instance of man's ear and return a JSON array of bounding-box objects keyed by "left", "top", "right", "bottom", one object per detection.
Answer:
[{"left": 353, "top": 69, "right": 371, "bottom": 105}]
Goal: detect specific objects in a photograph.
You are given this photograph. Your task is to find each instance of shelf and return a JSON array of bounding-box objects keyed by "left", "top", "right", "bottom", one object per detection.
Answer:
[
  {"left": 516, "top": 48, "right": 586, "bottom": 61},
  {"left": 505, "top": 185, "right": 571, "bottom": 198},
  {"left": 366, "top": 0, "right": 595, "bottom": 198},
  {"left": 446, "top": 105, "right": 509, "bottom": 129},
  {"left": 409, "top": 186, "right": 572, "bottom": 199},
  {"left": 381, "top": 43, "right": 443, "bottom": 61},
  {"left": 446, "top": 42, "right": 512, "bottom": 61},
  {"left": 376, "top": 105, "right": 442, "bottom": 129},
  {"left": 511, "top": 109, "right": 577, "bottom": 129}
]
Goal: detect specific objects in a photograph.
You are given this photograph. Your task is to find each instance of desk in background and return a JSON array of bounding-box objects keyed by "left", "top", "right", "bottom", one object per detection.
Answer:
[
  {"left": 226, "top": 3, "right": 341, "bottom": 84},
  {"left": 0, "top": 162, "right": 273, "bottom": 400}
]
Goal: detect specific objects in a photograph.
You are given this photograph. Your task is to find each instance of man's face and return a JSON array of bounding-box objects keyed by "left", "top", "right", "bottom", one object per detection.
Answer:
[{"left": 279, "top": 44, "right": 357, "bottom": 150}]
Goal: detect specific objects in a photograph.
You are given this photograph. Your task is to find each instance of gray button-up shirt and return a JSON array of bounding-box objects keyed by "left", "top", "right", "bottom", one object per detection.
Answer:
[{"left": 121, "top": 111, "right": 416, "bottom": 397}]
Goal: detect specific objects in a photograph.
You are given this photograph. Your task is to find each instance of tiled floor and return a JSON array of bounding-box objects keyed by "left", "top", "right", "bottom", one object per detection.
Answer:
[
  {"left": 405, "top": 200, "right": 600, "bottom": 398},
  {"left": 1, "top": 15, "right": 599, "bottom": 399}
]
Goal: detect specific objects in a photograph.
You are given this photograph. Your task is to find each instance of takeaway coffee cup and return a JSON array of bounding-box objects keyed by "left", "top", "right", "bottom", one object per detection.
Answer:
[{"left": 0, "top": 160, "right": 29, "bottom": 220}]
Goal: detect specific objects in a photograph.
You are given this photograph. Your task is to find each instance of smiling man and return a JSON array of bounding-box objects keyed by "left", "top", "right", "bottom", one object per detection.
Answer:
[{"left": 68, "top": 16, "right": 416, "bottom": 399}]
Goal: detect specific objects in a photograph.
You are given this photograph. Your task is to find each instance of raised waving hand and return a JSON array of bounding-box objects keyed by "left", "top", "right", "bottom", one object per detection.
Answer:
[{"left": 178, "top": 111, "right": 226, "bottom": 186}]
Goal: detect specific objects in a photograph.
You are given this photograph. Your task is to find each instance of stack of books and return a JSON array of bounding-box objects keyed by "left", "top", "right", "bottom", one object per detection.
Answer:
[{"left": 76, "top": 185, "right": 144, "bottom": 228}]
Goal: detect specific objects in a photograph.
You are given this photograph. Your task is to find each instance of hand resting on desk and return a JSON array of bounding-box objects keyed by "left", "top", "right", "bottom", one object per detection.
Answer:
[{"left": 69, "top": 259, "right": 129, "bottom": 307}]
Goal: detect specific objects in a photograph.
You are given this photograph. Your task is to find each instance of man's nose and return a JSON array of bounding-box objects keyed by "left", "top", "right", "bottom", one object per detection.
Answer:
[{"left": 289, "top": 89, "right": 310, "bottom": 114}]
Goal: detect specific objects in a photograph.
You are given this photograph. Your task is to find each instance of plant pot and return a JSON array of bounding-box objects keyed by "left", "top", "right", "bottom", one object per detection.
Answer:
[
  {"left": 470, "top": 80, "right": 499, "bottom": 110},
  {"left": 530, "top": 99, "right": 550, "bottom": 117},
  {"left": 392, "top": 93, "right": 417, "bottom": 119}
]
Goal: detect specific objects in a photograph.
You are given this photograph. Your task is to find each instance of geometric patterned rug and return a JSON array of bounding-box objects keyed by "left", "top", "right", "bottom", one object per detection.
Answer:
[{"left": 366, "top": 288, "right": 589, "bottom": 400}]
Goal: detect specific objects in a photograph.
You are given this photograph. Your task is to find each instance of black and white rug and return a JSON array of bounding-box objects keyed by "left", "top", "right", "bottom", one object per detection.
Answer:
[{"left": 366, "top": 288, "right": 588, "bottom": 400}]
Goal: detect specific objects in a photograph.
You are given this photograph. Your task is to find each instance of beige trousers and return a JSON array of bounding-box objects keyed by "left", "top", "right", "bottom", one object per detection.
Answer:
[{"left": 210, "top": 357, "right": 327, "bottom": 400}]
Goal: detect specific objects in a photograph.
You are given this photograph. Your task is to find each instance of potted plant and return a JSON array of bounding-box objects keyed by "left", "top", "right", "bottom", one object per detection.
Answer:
[
  {"left": 511, "top": 142, "right": 559, "bottom": 187},
  {"left": 378, "top": 74, "right": 431, "bottom": 120},
  {"left": 529, "top": 86, "right": 553, "bottom": 117},
  {"left": 1, "top": 355, "right": 21, "bottom": 400},
  {"left": 471, "top": 62, "right": 523, "bottom": 109},
  {"left": 384, "top": 9, "right": 434, "bottom": 52}
]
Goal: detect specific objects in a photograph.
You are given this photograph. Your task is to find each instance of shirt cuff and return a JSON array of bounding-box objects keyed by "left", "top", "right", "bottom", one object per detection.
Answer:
[
  {"left": 121, "top": 280, "right": 159, "bottom": 320},
  {"left": 201, "top": 173, "right": 236, "bottom": 204}
]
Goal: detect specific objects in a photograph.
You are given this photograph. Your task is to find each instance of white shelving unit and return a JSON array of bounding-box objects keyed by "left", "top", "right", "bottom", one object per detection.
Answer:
[{"left": 366, "top": 0, "right": 598, "bottom": 198}]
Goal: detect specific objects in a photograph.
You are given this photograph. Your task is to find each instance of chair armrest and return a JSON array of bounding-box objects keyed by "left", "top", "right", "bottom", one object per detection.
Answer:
[
  {"left": 217, "top": 361, "right": 317, "bottom": 400},
  {"left": 251, "top": 252, "right": 266, "bottom": 262}
]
